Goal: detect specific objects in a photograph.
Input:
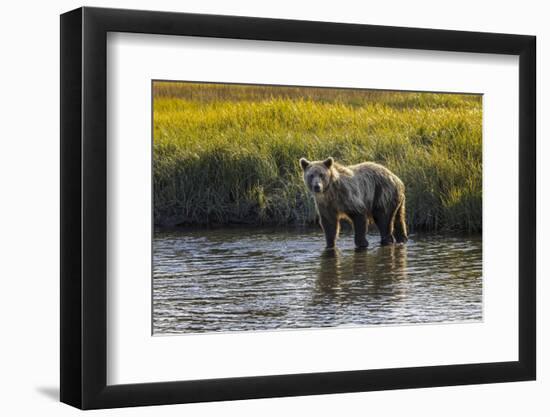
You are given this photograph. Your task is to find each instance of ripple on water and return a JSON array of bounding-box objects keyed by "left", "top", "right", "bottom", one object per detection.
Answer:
[{"left": 153, "top": 228, "right": 482, "bottom": 334}]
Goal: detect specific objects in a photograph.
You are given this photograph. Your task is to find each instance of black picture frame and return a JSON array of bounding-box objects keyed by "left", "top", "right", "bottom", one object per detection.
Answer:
[{"left": 60, "top": 6, "right": 536, "bottom": 410}]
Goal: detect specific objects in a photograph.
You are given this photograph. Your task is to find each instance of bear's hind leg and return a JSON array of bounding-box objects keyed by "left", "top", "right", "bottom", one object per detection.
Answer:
[
  {"left": 350, "top": 213, "right": 369, "bottom": 248},
  {"left": 373, "top": 208, "right": 395, "bottom": 246},
  {"left": 394, "top": 200, "right": 408, "bottom": 244},
  {"left": 320, "top": 214, "right": 339, "bottom": 249}
]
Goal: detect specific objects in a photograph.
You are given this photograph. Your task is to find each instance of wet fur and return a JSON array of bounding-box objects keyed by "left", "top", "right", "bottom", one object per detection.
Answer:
[{"left": 300, "top": 157, "right": 408, "bottom": 248}]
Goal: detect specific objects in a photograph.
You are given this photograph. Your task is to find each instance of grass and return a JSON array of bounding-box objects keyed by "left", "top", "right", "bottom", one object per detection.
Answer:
[{"left": 153, "top": 82, "right": 482, "bottom": 233}]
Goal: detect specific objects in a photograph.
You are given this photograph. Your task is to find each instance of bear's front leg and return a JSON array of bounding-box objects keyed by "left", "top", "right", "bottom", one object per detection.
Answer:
[
  {"left": 350, "top": 213, "right": 369, "bottom": 248},
  {"left": 320, "top": 214, "right": 339, "bottom": 249}
]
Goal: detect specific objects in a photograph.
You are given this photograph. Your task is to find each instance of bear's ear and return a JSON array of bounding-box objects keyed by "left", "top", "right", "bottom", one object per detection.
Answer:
[
  {"left": 299, "top": 158, "right": 310, "bottom": 171},
  {"left": 323, "top": 157, "right": 334, "bottom": 169}
]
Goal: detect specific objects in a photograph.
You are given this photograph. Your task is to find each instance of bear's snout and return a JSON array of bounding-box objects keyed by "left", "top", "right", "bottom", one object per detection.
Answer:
[{"left": 313, "top": 184, "right": 322, "bottom": 193}]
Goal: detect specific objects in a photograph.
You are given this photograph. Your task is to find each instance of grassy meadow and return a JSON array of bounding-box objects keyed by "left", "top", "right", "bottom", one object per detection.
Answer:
[{"left": 153, "top": 82, "right": 482, "bottom": 233}]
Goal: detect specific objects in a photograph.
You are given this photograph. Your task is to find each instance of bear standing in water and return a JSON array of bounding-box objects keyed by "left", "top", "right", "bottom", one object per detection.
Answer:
[{"left": 300, "top": 157, "right": 408, "bottom": 249}]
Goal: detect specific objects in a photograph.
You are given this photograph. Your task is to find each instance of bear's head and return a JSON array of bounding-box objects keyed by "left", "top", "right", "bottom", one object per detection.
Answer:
[{"left": 299, "top": 157, "right": 334, "bottom": 194}]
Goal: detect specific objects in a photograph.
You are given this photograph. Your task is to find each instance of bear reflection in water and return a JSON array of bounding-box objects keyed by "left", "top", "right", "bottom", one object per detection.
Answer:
[{"left": 315, "top": 244, "right": 409, "bottom": 303}]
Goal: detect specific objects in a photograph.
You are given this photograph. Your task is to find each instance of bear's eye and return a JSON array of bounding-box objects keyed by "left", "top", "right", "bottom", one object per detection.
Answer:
[{"left": 319, "top": 173, "right": 325, "bottom": 179}]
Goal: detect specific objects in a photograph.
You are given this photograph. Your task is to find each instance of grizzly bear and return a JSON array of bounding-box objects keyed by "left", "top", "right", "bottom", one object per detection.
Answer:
[{"left": 300, "top": 157, "right": 407, "bottom": 248}]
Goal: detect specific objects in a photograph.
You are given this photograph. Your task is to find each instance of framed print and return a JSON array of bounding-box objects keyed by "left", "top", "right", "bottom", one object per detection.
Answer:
[{"left": 60, "top": 6, "right": 536, "bottom": 409}]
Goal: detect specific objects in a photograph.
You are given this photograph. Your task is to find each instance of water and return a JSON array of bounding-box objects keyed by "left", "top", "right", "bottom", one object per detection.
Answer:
[{"left": 153, "top": 228, "right": 482, "bottom": 335}]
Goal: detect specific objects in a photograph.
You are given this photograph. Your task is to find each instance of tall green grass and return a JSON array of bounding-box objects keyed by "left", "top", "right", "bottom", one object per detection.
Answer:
[{"left": 153, "top": 82, "right": 482, "bottom": 233}]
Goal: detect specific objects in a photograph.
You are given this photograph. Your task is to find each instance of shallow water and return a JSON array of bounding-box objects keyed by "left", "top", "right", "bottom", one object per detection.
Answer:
[{"left": 153, "top": 228, "right": 482, "bottom": 335}]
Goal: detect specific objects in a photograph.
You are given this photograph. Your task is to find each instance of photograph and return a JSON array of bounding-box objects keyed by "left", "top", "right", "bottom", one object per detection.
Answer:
[
  {"left": 51, "top": 2, "right": 538, "bottom": 412},
  {"left": 152, "top": 81, "right": 483, "bottom": 335}
]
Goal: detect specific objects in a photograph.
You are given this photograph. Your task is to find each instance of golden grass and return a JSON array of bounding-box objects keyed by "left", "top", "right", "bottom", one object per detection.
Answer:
[{"left": 153, "top": 82, "right": 482, "bottom": 232}]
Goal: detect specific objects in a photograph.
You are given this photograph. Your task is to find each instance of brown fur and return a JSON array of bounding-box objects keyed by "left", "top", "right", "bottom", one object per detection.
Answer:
[{"left": 300, "top": 157, "right": 408, "bottom": 248}]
